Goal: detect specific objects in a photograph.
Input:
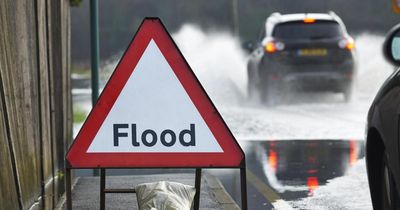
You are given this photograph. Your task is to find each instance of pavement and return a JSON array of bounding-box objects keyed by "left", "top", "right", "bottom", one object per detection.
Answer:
[{"left": 56, "top": 173, "right": 240, "bottom": 210}]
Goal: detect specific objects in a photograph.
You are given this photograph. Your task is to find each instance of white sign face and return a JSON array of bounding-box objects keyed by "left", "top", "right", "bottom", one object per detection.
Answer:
[{"left": 87, "top": 40, "right": 223, "bottom": 153}]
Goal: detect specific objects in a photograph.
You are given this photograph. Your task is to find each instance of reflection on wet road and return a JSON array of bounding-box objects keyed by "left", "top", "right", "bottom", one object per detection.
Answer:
[
  {"left": 209, "top": 139, "right": 365, "bottom": 209},
  {"left": 75, "top": 139, "right": 366, "bottom": 209}
]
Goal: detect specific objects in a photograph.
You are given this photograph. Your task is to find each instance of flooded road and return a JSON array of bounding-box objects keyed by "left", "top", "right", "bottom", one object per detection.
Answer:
[
  {"left": 208, "top": 140, "right": 366, "bottom": 209},
  {"left": 74, "top": 139, "right": 369, "bottom": 209},
  {"left": 71, "top": 29, "right": 392, "bottom": 209}
]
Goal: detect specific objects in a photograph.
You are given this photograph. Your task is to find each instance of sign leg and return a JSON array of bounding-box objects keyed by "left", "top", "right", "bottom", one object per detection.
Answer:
[
  {"left": 100, "top": 168, "right": 106, "bottom": 210},
  {"left": 66, "top": 168, "right": 72, "bottom": 210},
  {"left": 193, "top": 168, "right": 202, "bottom": 210},
  {"left": 240, "top": 167, "right": 248, "bottom": 210}
]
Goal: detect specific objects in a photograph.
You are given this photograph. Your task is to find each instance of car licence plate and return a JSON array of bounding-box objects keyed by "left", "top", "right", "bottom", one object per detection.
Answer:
[{"left": 298, "top": 48, "right": 327, "bottom": 56}]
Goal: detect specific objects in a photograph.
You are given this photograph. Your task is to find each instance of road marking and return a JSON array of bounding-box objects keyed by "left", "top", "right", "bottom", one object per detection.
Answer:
[{"left": 246, "top": 169, "right": 294, "bottom": 210}]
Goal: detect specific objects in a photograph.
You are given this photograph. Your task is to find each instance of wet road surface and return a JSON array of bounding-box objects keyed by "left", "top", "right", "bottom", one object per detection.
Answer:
[
  {"left": 71, "top": 32, "right": 386, "bottom": 210},
  {"left": 207, "top": 139, "right": 366, "bottom": 209},
  {"left": 74, "top": 139, "right": 367, "bottom": 209}
]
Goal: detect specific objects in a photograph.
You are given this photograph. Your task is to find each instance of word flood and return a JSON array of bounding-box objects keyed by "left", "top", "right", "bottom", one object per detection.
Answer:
[{"left": 113, "top": 124, "right": 196, "bottom": 147}]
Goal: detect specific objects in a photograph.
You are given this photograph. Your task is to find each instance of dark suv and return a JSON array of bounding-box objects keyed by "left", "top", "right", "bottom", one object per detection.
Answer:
[{"left": 247, "top": 12, "right": 356, "bottom": 104}]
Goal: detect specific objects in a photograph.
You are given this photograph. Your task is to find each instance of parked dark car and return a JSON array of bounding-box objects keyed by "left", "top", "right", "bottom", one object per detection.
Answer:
[
  {"left": 366, "top": 24, "right": 400, "bottom": 209},
  {"left": 246, "top": 12, "right": 356, "bottom": 104}
]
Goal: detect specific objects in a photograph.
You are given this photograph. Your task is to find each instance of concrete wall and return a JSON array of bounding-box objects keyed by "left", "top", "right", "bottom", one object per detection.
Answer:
[{"left": 0, "top": 0, "right": 71, "bottom": 209}]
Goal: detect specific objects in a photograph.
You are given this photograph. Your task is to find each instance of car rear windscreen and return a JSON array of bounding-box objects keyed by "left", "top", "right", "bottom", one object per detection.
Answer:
[{"left": 273, "top": 21, "right": 343, "bottom": 40}]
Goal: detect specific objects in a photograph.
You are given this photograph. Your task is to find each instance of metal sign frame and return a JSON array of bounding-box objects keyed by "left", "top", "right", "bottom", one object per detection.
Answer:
[{"left": 65, "top": 165, "right": 247, "bottom": 210}]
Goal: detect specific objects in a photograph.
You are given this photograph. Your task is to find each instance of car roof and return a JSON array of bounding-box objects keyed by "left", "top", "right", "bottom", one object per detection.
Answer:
[
  {"left": 264, "top": 12, "right": 347, "bottom": 37},
  {"left": 269, "top": 13, "right": 337, "bottom": 24}
]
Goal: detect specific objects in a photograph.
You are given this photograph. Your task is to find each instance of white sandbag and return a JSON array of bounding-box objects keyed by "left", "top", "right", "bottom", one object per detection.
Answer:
[{"left": 135, "top": 181, "right": 196, "bottom": 210}]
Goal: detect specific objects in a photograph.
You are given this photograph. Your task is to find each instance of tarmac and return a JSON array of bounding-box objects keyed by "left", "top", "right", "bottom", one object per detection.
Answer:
[{"left": 56, "top": 173, "right": 240, "bottom": 210}]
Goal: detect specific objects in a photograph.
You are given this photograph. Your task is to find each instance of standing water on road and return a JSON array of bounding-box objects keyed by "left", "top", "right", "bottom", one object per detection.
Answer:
[
  {"left": 74, "top": 25, "right": 393, "bottom": 209},
  {"left": 172, "top": 27, "right": 389, "bottom": 209}
]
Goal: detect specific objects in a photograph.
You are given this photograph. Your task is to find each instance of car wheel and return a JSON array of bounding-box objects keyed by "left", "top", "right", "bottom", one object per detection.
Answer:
[
  {"left": 343, "top": 86, "right": 352, "bottom": 102},
  {"left": 247, "top": 63, "right": 260, "bottom": 101},
  {"left": 381, "top": 151, "right": 400, "bottom": 210},
  {"left": 247, "top": 82, "right": 259, "bottom": 100},
  {"left": 261, "top": 85, "right": 277, "bottom": 106}
]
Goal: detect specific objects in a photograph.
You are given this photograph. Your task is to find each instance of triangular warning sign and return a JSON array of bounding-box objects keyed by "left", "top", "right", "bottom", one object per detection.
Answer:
[{"left": 66, "top": 18, "right": 244, "bottom": 168}]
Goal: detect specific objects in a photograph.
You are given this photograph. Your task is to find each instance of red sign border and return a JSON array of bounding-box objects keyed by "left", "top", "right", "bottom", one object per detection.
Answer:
[{"left": 66, "top": 18, "right": 244, "bottom": 168}]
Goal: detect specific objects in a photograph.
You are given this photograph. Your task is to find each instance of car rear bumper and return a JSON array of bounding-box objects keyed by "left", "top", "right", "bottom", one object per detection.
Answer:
[
  {"left": 259, "top": 60, "right": 355, "bottom": 91},
  {"left": 288, "top": 74, "right": 351, "bottom": 91}
]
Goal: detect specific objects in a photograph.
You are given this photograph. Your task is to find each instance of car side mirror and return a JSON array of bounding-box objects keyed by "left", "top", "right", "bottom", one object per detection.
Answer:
[
  {"left": 242, "top": 41, "right": 255, "bottom": 53},
  {"left": 383, "top": 24, "right": 400, "bottom": 66}
]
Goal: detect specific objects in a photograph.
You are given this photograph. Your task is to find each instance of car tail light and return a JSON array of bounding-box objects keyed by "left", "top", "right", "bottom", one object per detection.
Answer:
[
  {"left": 338, "top": 37, "right": 355, "bottom": 50},
  {"left": 304, "top": 17, "right": 316, "bottom": 23},
  {"left": 265, "top": 42, "right": 276, "bottom": 53},
  {"left": 265, "top": 41, "right": 285, "bottom": 53}
]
